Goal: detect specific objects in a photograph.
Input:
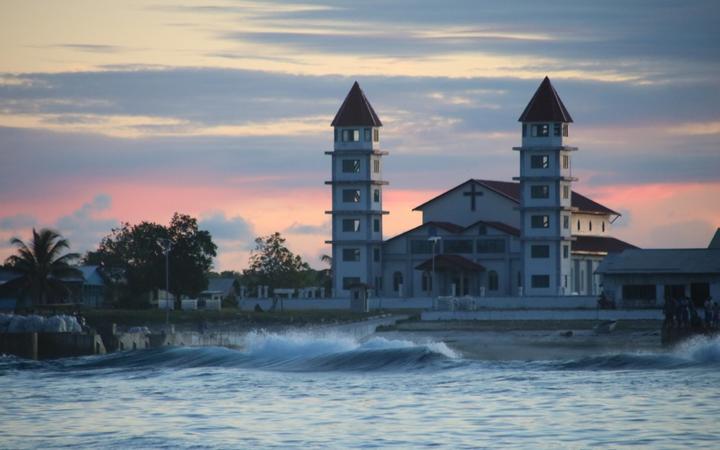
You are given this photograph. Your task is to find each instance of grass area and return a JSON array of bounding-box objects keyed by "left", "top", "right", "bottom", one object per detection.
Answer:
[{"left": 79, "top": 308, "right": 379, "bottom": 330}]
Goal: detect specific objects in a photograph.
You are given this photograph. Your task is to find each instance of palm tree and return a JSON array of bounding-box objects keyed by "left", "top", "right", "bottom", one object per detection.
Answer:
[{"left": 6, "top": 228, "right": 81, "bottom": 306}]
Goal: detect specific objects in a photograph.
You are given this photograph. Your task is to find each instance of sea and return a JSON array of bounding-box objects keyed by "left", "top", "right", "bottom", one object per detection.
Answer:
[{"left": 2, "top": 330, "right": 720, "bottom": 449}]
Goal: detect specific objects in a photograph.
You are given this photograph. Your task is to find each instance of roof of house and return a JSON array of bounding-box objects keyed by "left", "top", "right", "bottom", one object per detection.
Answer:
[
  {"left": 207, "top": 278, "right": 236, "bottom": 295},
  {"left": 331, "top": 81, "right": 383, "bottom": 127},
  {"left": 573, "top": 235, "right": 638, "bottom": 255},
  {"left": 518, "top": 76, "right": 573, "bottom": 123},
  {"left": 0, "top": 269, "right": 23, "bottom": 286},
  {"left": 596, "top": 248, "right": 720, "bottom": 275},
  {"left": 413, "top": 179, "right": 620, "bottom": 216},
  {"left": 385, "top": 220, "right": 519, "bottom": 243},
  {"left": 77, "top": 266, "right": 104, "bottom": 286},
  {"left": 709, "top": 228, "right": 720, "bottom": 249},
  {"left": 415, "top": 254, "right": 486, "bottom": 272}
]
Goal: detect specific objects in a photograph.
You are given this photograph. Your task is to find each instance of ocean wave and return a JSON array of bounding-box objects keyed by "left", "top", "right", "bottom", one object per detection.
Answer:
[
  {"left": 556, "top": 335, "right": 720, "bottom": 370},
  {"left": 3, "top": 331, "right": 461, "bottom": 374}
]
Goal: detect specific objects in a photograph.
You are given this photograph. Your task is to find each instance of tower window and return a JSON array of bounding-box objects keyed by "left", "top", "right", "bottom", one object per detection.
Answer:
[
  {"left": 373, "top": 160, "right": 380, "bottom": 173},
  {"left": 373, "top": 189, "right": 380, "bottom": 202},
  {"left": 373, "top": 218, "right": 380, "bottom": 232},
  {"left": 342, "top": 189, "right": 361, "bottom": 203},
  {"left": 563, "top": 245, "right": 569, "bottom": 259},
  {"left": 373, "top": 128, "right": 379, "bottom": 142},
  {"left": 334, "top": 129, "right": 339, "bottom": 142},
  {"left": 342, "top": 129, "right": 360, "bottom": 142},
  {"left": 531, "top": 124, "right": 549, "bottom": 137},
  {"left": 522, "top": 124, "right": 527, "bottom": 137},
  {"left": 373, "top": 247, "right": 380, "bottom": 262},
  {"left": 531, "top": 245, "right": 550, "bottom": 258},
  {"left": 531, "top": 275, "right": 550, "bottom": 288},
  {"left": 342, "top": 159, "right": 360, "bottom": 173},
  {"left": 563, "top": 185, "right": 570, "bottom": 199},
  {"left": 562, "top": 155, "right": 569, "bottom": 169},
  {"left": 342, "top": 219, "right": 360, "bottom": 232},
  {"left": 553, "top": 123, "right": 561, "bottom": 136},
  {"left": 364, "top": 128, "right": 371, "bottom": 141},
  {"left": 577, "top": 220, "right": 581, "bottom": 231},
  {"left": 342, "top": 248, "right": 360, "bottom": 262},
  {"left": 563, "top": 215, "right": 569, "bottom": 229},
  {"left": 531, "top": 154, "right": 550, "bottom": 169},
  {"left": 563, "top": 123, "right": 569, "bottom": 137},
  {"left": 531, "top": 185, "right": 550, "bottom": 199},
  {"left": 531, "top": 215, "right": 550, "bottom": 228},
  {"left": 602, "top": 221, "right": 606, "bottom": 232},
  {"left": 589, "top": 221, "right": 593, "bottom": 231}
]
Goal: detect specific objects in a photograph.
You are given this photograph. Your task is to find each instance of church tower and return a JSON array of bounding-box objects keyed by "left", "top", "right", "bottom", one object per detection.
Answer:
[
  {"left": 326, "top": 82, "right": 387, "bottom": 297},
  {"left": 514, "top": 77, "right": 576, "bottom": 295}
]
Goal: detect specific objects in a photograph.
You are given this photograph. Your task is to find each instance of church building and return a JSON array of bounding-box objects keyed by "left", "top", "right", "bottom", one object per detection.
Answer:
[{"left": 327, "top": 78, "right": 637, "bottom": 298}]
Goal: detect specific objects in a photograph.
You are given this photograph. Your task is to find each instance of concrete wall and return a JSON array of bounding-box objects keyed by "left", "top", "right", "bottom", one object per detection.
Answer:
[{"left": 423, "top": 309, "right": 663, "bottom": 321}]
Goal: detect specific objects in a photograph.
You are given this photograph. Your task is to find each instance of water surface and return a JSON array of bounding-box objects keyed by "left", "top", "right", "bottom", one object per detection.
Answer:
[{"left": 2, "top": 331, "right": 719, "bottom": 449}]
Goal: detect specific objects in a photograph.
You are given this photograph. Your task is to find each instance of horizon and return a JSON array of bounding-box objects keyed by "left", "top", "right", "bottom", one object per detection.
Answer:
[{"left": 1, "top": 0, "right": 719, "bottom": 271}]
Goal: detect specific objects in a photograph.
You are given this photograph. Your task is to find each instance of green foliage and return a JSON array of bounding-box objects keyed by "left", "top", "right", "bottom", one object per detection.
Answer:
[
  {"left": 243, "top": 232, "right": 311, "bottom": 290},
  {"left": 87, "top": 213, "right": 217, "bottom": 307},
  {"left": 5, "top": 228, "right": 81, "bottom": 306}
]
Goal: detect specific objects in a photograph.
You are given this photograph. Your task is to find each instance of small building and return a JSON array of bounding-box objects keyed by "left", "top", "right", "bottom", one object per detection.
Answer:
[
  {"left": 597, "top": 231, "right": 720, "bottom": 308},
  {"left": 61, "top": 265, "right": 107, "bottom": 307},
  {"left": 0, "top": 269, "right": 23, "bottom": 310}
]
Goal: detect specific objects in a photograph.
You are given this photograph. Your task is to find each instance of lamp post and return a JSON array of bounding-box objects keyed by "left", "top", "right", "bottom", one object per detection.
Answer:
[
  {"left": 428, "top": 236, "right": 442, "bottom": 297},
  {"left": 158, "top": 238, "right": 173, "bottom": 326}
]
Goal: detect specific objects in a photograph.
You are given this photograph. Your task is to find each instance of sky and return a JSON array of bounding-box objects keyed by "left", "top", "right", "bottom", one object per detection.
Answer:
[{"left": 1, "top": 0, "right": 719, "bottom": 271}]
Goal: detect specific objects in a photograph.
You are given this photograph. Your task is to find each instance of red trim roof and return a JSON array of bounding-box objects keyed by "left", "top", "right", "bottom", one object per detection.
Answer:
[
  {"left": 572, "top": 235, "right": 638, "bottom": 254},
  {"left": 518, "top": 76, "right": 573, "bottom": 123},
  {"left": 331, "top": 81, "right": 383, "bottom": 127},
  {"left": 415, "top": 254, "right": 485, "bottom": 272},
  {"left": 385, "top": 219, "right": 519, "bottom": 242},
  {"left": 412, "top": 179, "right": 620, "bottom": 216}
]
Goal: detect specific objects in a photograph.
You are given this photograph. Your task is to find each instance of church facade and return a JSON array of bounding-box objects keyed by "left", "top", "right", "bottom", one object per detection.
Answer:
[{"left": 327, "top": 78, "right": 636, "bottom": 298}]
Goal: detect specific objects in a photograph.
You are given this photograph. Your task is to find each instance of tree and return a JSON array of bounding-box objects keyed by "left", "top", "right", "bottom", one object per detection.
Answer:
[
  {"left": 5, "top": 228, "right": 81, "bottom": 306},
  {"left": 87, "top": 213, "right": 217, "bottom": 307},
  {"left": 244, "top": 232, "right": 311, "bottom": 290}
]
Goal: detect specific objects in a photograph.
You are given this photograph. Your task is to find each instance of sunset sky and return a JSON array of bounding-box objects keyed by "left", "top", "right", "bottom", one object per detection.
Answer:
[{"left": 1, "top": 0, "right": 719, "bottom": 271}]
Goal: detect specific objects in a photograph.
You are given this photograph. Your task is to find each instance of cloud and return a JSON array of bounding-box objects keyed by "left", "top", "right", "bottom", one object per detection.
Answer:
[
  {"left": 0, "top": 213, "right": 37, "bottom": 230},
  {"left": 199, "top": 211, "right": 255, "bottom": 243},
  {"left": 284, "top": 221, "right": 330, "bottom": 235},
  {"left": 55, "top": 194, "right": 119, "bottom": 254}
]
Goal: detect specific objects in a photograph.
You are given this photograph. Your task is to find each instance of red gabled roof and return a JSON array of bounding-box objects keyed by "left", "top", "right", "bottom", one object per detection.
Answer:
[
  {"left": 412, "top": 179, "right": 620, "bottom": 216},
  {"left": 384, "top": 221, "right": 464, "bottom": 243},
  {"left": 518, "top": 76, "right": 573, "bottom": 123},
  {"left": 415, "top": 254, "right": 485, "bottom": 272},
  {"left": 573, "top": 235, "right": 638, "bottom": 255},
  {"left": 331, "top": 81, "right": 383, "bottom": 127},
  {"left": 466, "top": 220, "right": 521, "bottom": 237}
]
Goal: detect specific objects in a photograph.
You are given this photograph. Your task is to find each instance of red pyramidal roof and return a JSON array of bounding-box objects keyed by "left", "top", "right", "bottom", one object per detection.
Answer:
[
  {"left": 331, "top": 81, "right": 383, "bottom": 127},
  {"left": 518, "top": 76, "right": 573, "bottom": 123}
]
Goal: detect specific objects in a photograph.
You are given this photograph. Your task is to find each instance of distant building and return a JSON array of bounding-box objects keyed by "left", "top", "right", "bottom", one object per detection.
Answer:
[
  {"left": 0, "top": 269, "right": 23, "bottom": 310},
  {"left": 327, "top": 78, "right": 636, "bottom": 298},
  {"left": 597, "top": 230, "right": 720, "bottom": 308},
  {"left": 62, "top": 265, "right": 107, "bottom": 307}
]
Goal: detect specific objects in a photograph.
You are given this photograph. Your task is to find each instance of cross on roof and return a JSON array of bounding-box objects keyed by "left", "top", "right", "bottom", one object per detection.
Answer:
[{"left": 463, "top": 183, "right": 483, "bottom": 211}]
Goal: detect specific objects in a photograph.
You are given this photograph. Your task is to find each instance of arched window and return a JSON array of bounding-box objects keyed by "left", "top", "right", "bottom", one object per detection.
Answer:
[
  {"left": 393, "top": 271, "right": 403, "bottom": 292},
  {"left": 422, "top": 272, "right": 432, "bottom": 292},
  {"left": 488, "top": 271, "right": 499, "bottom": 291}
]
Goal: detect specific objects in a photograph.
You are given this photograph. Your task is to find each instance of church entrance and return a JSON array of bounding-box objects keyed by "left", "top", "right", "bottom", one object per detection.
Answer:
[{"left": 415, "top": 254, "right": 485, "bottom": 297}]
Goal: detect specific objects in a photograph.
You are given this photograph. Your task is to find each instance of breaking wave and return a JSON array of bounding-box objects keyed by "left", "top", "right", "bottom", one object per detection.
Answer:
[
  {"left": 3, "top": 331, "right": 461, "bottom": 374},
  {"left": 556, "top": 335, "right": 720, "bottom": 370}
]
